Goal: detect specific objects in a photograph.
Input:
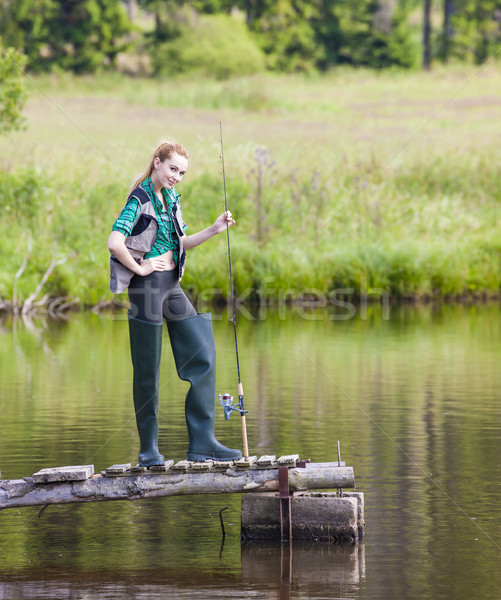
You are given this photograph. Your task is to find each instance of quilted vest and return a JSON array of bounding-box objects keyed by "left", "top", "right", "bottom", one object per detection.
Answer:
[{"left": 109, "top": 187, "right": 186, "bottom": 294}]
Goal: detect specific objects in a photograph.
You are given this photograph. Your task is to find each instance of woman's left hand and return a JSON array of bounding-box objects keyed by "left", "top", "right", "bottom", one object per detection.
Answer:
[
  {"left": 184, "top": 211, "right": 236, "bottom": 250},
  {"left": 213, "top": 211, "right": 235, "bottom": 234}
]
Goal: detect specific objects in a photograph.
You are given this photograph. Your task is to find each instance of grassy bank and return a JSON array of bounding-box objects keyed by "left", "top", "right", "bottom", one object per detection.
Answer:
[{"left": 1, "top": 66, "right": 500, "bottom": 309}]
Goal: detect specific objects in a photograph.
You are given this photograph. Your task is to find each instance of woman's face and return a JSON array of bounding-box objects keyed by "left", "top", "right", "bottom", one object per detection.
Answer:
[{"left": 153, "top": 152, "right": 189, "bottom": 190}]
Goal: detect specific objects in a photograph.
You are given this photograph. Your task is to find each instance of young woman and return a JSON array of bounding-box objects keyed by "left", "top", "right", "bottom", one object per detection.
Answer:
[{"left": 108, "top": 141, "right": 242, "bottom": 467}]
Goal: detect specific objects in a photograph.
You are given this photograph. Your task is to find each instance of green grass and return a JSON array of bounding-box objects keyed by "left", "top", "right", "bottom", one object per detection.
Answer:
[{"left": 1, "top": 65, "right": 500, "bottom": 308}]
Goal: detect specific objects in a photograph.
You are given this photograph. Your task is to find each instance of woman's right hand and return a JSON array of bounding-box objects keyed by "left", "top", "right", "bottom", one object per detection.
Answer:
[
  {"left": 108, "top": 231, "right": 176, "bottom": 276},
  {"left": 138, "top": 253, "right": 176, "bottom": 276}
]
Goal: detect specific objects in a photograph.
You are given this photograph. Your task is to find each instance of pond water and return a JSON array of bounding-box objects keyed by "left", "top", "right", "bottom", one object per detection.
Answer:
[{"left": 0, "top": 303, "right": 500, "bottom": 599}]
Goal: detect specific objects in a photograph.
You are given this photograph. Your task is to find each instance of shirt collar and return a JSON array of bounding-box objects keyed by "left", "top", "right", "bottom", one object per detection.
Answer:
[{"left": 142, "top": 177, "right": 179, "bottom": 212}]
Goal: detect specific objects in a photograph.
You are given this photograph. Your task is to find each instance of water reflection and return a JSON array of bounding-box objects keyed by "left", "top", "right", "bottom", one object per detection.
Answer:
[
  {"left": 0, "top": 303, "right": 500, "bottom": 600},
  {"left": 241, "top": 542, "right": 365, "bottom": 599},
  {"left": 0, "top": 542, "right": 365, "bottom": 600}
]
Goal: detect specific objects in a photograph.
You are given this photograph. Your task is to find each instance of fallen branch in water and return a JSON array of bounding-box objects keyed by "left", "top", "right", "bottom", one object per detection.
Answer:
[
  {"left": 2, "top": 247, "right": 78, "bottom": 317},
  {"left": 91, "top": 298, "right": 116, "bottom": 313},
  {"left": 48, "top": 296, "right": 80, "bottom": 318}
]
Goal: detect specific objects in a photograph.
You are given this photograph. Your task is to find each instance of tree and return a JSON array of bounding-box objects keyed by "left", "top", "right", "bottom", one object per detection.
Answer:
[
  {"left": 0, "top": 44, "right": 27, "bottom": 134},
  {"left": 375, "top": 3, "right": 419, "bottom": 68},
  {"left": 0, "top": 0, "right": 131, "bottom": 72},
  {"left": 442, "top": 0, "right": 456, "bottom": 61},
  {"left": 250, "top": 0, "right": 325, "bottom": 71},
  {"left": 317, "top": 0, "right": 417, "bottom": 69},
  {"left": 0, "top": 0, "right": 56, "bottom": 70},
  {"left": 451, "top": 0, "right": 501, "bottom": 63},
  {"left": 139, "top": 0, "right": 236, "bottom": 42},
  {"left": 423, "top": 0, "right": 432, "bottom": 69},
  {"left": 47, "top": 0, "right": 131, "bottom": 72}
]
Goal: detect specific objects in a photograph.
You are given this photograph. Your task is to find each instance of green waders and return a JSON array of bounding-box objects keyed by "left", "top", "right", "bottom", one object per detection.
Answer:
[
  {"left": 167, "top": 313, "right": 242, "bottom": 461},
  {"left": 128, "top": 316, "right": 166, "bottom": 467}
]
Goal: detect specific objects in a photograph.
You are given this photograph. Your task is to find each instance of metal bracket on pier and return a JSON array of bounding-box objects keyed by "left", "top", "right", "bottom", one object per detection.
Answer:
[
  {"left": 279, "top": 467, "right": 292, "bottom": 542},
  {"left": 279, "top": 459, "right": 310, "bottom": 542}
]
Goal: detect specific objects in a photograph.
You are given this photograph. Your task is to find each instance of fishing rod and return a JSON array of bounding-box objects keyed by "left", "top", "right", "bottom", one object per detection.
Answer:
[{"left": 217, "top": 122, "right": 249, "bottom": 460}]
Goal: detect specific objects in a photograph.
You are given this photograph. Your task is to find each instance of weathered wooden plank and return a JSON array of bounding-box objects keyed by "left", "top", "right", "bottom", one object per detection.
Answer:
[
  {"left": 173, "top": 460, "right": 192, "bottom": 471},
  {"left": 234, "top": 456, "right": 258, "bottom": 469},
  {"left": 149, "top": 461, "right": 174, "bottom": 472},
  {"left": 0, "top": 463, "right": 355, "bottom": 511},
  {"left": 32, "top": 465, "right": 94, "bottom": 483},
  {"left": 191, "top": 461, "right": 213, "bottom": 471},
  {"left": 111, "top": 460, "right": 176, "bottom": 476},
  {"left": 277, "top": 455, "right": 300, "bottom": 466},
  {"left": 130, "top": 465, "right": 147, "bottom": 473},
  {"left": 210, "top": 460, "right": 234, "bottom": 471},
  {"left": 105, "top": 464, "right": 132, "bottom": 475},
  {"left": 256, "top": 455, "right": 277, "bottom": 467}
]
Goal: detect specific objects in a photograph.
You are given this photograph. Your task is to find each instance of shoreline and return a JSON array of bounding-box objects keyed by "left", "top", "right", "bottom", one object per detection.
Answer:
[{"left": 1, "top": 292, "right": 499, "bottom": 320}]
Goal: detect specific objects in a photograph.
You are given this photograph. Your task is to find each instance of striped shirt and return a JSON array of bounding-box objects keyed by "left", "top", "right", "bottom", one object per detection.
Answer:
[{"left": 112, "top": 177, "right": 187, "bottom": 263}]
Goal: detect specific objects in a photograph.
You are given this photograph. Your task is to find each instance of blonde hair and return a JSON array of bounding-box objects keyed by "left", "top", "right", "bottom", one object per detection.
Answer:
[{"left": 130, "top": 141, "right": 189, "bottom": 191}]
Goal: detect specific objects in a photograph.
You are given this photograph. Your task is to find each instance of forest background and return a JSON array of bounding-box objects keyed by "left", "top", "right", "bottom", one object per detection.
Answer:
[{"left": 1, "top": 0, "right": 500, "bottom": 313}]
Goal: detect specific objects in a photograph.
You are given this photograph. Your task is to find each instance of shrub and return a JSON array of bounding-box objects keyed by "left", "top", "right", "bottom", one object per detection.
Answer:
[
  {"left": 0, "top": 45, "right": 27, "bottom": 134},
  {"left": 151, "top": 13, "right": 265, "bottom": 80}
]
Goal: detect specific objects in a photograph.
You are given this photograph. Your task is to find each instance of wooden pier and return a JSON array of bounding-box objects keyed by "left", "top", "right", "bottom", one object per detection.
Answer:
[
  {"left": 1, "top": 455, "right": 364, "bottom": 542},
  {"left": 0, "top": 456, "right": 355, "bottom": 512}
]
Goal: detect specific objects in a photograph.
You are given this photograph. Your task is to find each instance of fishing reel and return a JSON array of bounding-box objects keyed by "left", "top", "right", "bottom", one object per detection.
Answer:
[{"left": 218, "top": 393, "right": 248, "bottom": 420}]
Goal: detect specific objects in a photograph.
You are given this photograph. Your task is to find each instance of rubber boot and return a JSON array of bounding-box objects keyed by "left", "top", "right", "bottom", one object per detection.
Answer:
[
  {"left": 166, "top": 313, "right": 242, "bottom": 461},
  {"left": 129, "top": 316, "right": 166, "bottom": 467}
]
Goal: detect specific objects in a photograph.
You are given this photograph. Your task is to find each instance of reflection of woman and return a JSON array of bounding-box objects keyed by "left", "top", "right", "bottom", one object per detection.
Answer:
[{"left": 108, "top": 141, "right": 242, "bottom": 467}]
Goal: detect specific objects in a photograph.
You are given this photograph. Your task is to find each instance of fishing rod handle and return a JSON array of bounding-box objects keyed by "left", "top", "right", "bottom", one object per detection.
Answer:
[{"left": 241, "top": 414, "right": 249, "bottom": 460}]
